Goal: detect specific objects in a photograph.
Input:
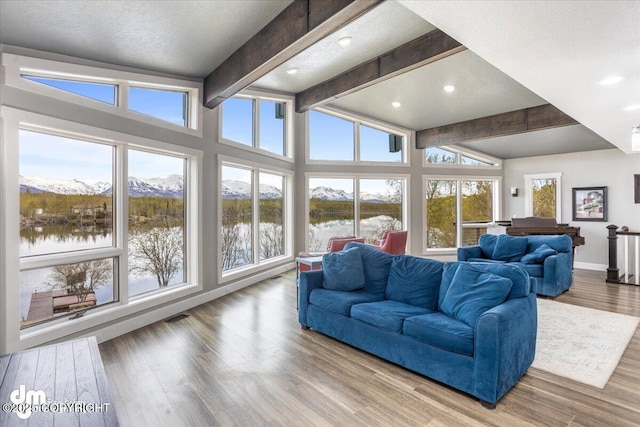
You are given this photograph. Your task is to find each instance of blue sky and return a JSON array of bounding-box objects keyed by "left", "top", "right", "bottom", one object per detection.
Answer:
[
  {"left": 19, "top": 79, "right": 403, "bottom": 190},
  {"left": 20, "top": 130, "right": 183, "bottom": 183}
]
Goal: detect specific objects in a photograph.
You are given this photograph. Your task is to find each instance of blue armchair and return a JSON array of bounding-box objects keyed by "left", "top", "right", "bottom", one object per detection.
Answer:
[{"left": 458, "top": 234, "right": 573, "bottom": 297}]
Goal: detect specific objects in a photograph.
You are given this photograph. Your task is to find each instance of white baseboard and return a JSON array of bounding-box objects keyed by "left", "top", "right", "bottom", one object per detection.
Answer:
[
  {"left": 574, "top": 262, "right": 608, "bottom": 271},
  {"left": 89, "top": 262, "right": 295, "bottom": 344}
]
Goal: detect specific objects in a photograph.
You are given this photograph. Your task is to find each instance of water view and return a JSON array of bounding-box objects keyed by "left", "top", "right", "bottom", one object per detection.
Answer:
[{"left": 19, "top": 129, "right": 187, "bottom": 328}]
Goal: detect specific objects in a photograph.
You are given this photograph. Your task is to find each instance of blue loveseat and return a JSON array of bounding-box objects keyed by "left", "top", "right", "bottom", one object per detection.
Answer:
[
  {"left": 298, "top": 243, "right": 537, "bottom": 407},
  {"left": 457, "top": 234, "right": 573, "bottom": 297}
]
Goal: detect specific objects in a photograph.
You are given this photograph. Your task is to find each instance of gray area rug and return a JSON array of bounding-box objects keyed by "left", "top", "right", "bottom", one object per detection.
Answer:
[{"left": 532, "top": 299, "right": 639, "bottom": 388}]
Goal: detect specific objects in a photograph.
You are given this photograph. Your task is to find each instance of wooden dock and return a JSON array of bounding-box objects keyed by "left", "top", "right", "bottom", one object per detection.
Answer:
[{"left": 23, "top": 290, "right": 96, "bottom": 328}]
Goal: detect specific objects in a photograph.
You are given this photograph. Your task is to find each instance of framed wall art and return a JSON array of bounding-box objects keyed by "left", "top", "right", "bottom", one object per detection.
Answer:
[{"left": 572, "top": 186, "right": 607, "bottom": 221}]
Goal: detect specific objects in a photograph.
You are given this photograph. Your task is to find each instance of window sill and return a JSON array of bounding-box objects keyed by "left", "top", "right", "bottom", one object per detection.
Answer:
[{"left": 15, "top": 281, "right": 202, "bottom": 352}]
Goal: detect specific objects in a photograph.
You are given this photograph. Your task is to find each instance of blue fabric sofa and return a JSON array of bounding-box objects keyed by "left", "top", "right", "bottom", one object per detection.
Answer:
[
  {"left": 457, "top": 234, "right": 573, "bottom": 297},
  {"left": 298, "top": 243, "right": 537, "bottom": 407}
]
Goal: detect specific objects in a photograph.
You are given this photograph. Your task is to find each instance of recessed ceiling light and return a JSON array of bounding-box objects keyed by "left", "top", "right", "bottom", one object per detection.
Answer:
[
  {"left": 286, "top": 67, "right": 298, "bottom": 75},
  {"left": 624, "top": 104, "right": 640, "bottom": 111},
  {"left": 598, "top": 75, "right": 624, "bottom": 85},
  {"left": 443, "top": 85, "right": 455, "bottom": 92},
  {"left": 391, "top": 101, "right": 401, "bottom": 108},
  {"left": 338, "top": 37, "right": 352, "bottom": 47}
]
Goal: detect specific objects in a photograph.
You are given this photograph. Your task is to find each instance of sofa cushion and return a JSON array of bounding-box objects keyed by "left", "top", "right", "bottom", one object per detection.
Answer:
[
  {"left": 525, "top": 234, "right": 572, "bottom": 253},
  {"left": 351, "top": 301, "right": 433, "bottom": 333},
  {"left": 466, "top": 258, "right": 506, "bottom": 264},
  {"left": 309, "top": 289, "right": 381, "bottom": 316},
  {"left": 344, "top": 242, "right": 394, "bottom": 296},
  {"left": 322, "top": 247, "right": 365, "bottom": 291},
  {"left": 513, "top": 262, "right": 544, "bottom": 277},
  {"left": 478, "top": 234, "right": 498, "bottom": 258},
  {"left": 438, "top": 262, "right": 462, "bottom": 309},
  {"left": 492, "top": 235, "right": 528, "bottom": 262},
  {"left": 521, "top": 244, "right": 557, "bottom": 264},
  {"left": 385, "top": 256, "right": 444, "bottom": 310},
  {"left": 440, "top": 263, "right": 513, "bottom": 327},
  {"left": 403, "top": 312, "right": 474, "bottom": 356}
]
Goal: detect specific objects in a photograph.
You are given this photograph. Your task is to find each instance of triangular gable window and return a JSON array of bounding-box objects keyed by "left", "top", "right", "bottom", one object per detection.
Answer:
[
  {"left": 22, "top": 75, "right": 116, "bottom": 105},
  {"left": 461, "top": 154, "right": 494, "bottom": 166},
  {"left": 425, "top": 147, "right": 457, "bottom": 164}
]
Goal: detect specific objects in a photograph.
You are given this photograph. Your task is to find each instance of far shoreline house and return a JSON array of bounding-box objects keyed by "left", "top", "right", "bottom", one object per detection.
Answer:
[{"left": 0, "top": 0, "right": 638, "bottom": 424}]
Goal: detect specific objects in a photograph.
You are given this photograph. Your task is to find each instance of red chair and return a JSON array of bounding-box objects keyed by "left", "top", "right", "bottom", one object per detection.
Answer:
[
  {"left": 370, "top": 231, "right": 407, "bottom": 255},
  {"left": 298, "top": 236, "right": 364, "bottom": 272}
]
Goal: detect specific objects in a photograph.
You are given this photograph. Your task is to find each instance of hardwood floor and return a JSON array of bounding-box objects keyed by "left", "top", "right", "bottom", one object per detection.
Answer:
[{"left": 99, "top": 269, "right": 640, "bottom": 426}]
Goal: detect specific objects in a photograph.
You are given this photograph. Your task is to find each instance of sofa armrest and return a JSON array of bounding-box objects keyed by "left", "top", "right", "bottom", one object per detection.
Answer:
[
  {"left": 457, "top": 245, "right": 482, "bottom": 261},
  {"left": 543, "top": 252, "right": 573, "bottom": 287},
  {"left": 473, "top": 294, "right": 537, "bottom": 404},
  {"left": 298, "top": 270, "right": 324, "bottom": 327}
]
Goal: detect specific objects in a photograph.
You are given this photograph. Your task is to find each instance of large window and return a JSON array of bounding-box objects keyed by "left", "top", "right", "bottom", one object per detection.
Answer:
[
  {"left": 220, "top": 95, "right": 289, "bottom": 158},
  {"left": 425, "top": 177, "right": 499, "bottom": 251},
  {"left": 2, "top": 107, "right": 201, "bottom": 350},
  {"left": 309, "top": 110, "right": 407, "bottom": 164},
  {"left": 19, "top": 129, "right": 117, "bottom": 327},
  {"left": 220, "top": 160, "right": 290, "bottom": 276},
  {"left": 307, "top": 176, "right": 406, "bottom": 251},
  {"left": 525, "top": 173, "right": 562, "bottom": 221},
  {"left": 4, "top": 54, "right": 201, "bottom": 134},
  {"left": 128, "top": 150, "right": 186, "bottom": 297}
]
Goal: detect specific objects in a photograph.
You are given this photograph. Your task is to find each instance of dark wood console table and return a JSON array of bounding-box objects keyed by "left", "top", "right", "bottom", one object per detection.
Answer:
[{"left": 0, "top": 336, "right": 118, "bottom": 426}]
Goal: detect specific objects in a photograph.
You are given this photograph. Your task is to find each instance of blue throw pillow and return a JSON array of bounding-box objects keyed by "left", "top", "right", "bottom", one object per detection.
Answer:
[
  {"left": 440, "top": 263, "right": 513, "bottom": 327},
  {"left": 344, "top": 242, "right": 394, "bottom": 297},
  {"left": 478, "top": 234, "right": 498, "bottom": 258},
  {"left": 322, "top": 247, "right": 365, "bottom": 291},
  {"left": 385, "top": 256, "right": 444, "bottom": 310},
  {"left": 521, "top": 244, "right": 557, "bottom": 264},
  {"left": 492, "top": 235, "right": 528, "bottom": 262}
]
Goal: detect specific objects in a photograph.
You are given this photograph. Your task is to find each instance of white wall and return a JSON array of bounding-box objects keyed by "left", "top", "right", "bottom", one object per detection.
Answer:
[{"left": 504, "top": 149, "right": 640, "bottom": 269}]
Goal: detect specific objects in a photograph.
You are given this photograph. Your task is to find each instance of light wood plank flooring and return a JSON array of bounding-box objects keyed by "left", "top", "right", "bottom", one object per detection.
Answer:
[{"left": 100, "top": 269, "right": 640, "bottom": 426}]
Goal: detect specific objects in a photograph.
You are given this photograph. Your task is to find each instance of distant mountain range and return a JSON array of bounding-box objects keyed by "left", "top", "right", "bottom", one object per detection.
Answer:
[{"left": 20, "top": 176, "right": 395, "bottom": 202}]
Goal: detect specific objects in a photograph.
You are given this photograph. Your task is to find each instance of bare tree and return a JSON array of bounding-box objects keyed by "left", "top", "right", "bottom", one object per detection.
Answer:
[
  {"left": 371, "top": 216, "right": 402, "bottom": 244},
  {"left": 259, "top": 222, "right": 283, "bottom": 260},
  {"left": 221, "top": 206, "right": 252, "bottom": 270},
  {"left": 48, "top": 259, "right": 111, "bottom": 304},
  {"left": 308, "top": 227, "right": 322, "bottom": 252},
  {"left": 129, "top": 221, "right": 183, "bottom": 288}
]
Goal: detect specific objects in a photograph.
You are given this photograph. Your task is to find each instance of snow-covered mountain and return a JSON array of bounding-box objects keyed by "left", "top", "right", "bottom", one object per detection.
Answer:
[
  {"left": 220, "top": 180, "right": 282, "bottom": 199},
  {"left": 19, "top": 175, "right": 394, "bottom": 202},
  {"left": 125, "top": 176, "right": 184, "bottom": 198},
  {"left": 20, "top": 175, "right": 186, "bottom": 198},
  {"left": 20, "top": 176, "right": 97, "bottom": 195},
  {"left": 309, "top": 186, "right": 352, "bottom": 201},
  {"left": 19, "top": 175, "right": 282, "bottom": 199}
]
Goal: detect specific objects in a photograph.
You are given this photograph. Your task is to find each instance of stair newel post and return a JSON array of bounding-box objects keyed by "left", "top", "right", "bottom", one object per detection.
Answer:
[{"left": 606, "top": 224, "right": 620, "bottom": 283}]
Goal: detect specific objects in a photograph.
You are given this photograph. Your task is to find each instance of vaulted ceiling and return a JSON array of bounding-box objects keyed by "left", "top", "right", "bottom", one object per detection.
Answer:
[{"left": 1, "top": 0, "right": 634, "bottom": 159}]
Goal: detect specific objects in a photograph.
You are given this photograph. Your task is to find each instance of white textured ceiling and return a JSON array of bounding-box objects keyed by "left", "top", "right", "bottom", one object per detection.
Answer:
[
  {"left": 0, "top": 0, "right": 621, "bottom": 159},
  {"left": 459, "top": 125, "right": 614, "bottom": 159},
  {"left": 399, "top": 0, "right": 640, "bottom": 154},
  {"left": 253, "top": 0, "right": 434, "bottom": 93},
  {"left": 0, "top": 0, "right": 292, "bottom": 78},
  {"left": 330, "top": 49, "right": 547, "bottom": 130}
]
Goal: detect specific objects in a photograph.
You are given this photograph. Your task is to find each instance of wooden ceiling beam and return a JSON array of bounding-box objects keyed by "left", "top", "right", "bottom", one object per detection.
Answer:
[
  {"left": 203, "top": 0, "right": 383, "bottom": 109},
  {"left": 415, "top": 104, "right": 578, "bottom": 149},
  {"left": 295, "top": 28, "right": 466, "bottom": 113}
]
